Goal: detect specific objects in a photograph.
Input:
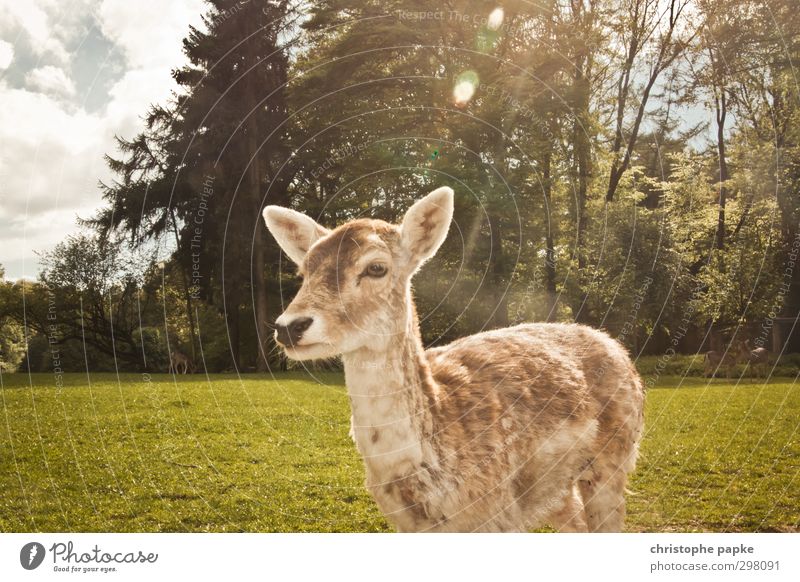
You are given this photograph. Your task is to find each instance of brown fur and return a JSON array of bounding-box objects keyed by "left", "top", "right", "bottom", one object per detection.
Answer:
[
  {"left": 169, "top": 351, "right": 192, "bottom": 375},
  {"left": 263, "top": 189, "right": 645, "bottom": 532},
  {"left": 704, "top": 349, "right": 738, "bottom": 378},
  {"left": 738, "top": 340, "right": 770, "bottom": 377}
]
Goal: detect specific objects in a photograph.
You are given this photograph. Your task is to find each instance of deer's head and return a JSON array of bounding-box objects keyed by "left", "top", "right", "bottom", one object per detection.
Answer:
[{"left": 263, "top": 187, "right": 454, "bottom": 360}]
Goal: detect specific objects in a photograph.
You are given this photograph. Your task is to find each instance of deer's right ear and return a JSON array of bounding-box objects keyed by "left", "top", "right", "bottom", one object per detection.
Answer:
[
  {"left": 262, "top": 206, "right": 330, "bottom": 265},
  {"left": 400, "top": 186, "right": 454, "bottom": 272}
]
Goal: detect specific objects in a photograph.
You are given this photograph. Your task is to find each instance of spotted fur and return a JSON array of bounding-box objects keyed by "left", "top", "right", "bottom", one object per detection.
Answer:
[{"left": 263, "top": 187, "right": 645, "bottom": 532}]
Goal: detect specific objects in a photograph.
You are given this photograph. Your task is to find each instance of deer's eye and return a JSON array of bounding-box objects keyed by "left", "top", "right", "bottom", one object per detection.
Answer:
[{"left": 363, "top": 263, "right": 388, "bottom": 278}]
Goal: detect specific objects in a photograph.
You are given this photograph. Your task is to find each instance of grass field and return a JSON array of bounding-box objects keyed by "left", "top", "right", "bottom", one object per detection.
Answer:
[{"left": 0, "top": 372, "right": 798, "bottom": 532}]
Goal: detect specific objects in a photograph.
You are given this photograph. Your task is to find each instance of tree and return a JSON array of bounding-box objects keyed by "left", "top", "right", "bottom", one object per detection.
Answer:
[
  {"left": 0, "top": 266, "right": 26, "bottom": 373},
  {"left": 94, "top": 0, "right": 298, "bottom": 371},
  {"left": 604, "top": 0, "right": 697, "bottom": 203},
  {"left": 2, "top": 235, "right": 154, "bottom": 370}
]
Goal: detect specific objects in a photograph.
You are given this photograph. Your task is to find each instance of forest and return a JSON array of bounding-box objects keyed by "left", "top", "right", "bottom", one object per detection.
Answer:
[{"left": 1, "top": 0, "right": 799, "bottom": 375}]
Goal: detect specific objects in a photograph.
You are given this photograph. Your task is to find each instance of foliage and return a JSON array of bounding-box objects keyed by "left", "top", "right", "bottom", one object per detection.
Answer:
[
  {"left": 2, "top": 0, "right": 800, "bottom": 371},
  {"left": 0, "top": 317, "right": 25, "bottom": 373}
]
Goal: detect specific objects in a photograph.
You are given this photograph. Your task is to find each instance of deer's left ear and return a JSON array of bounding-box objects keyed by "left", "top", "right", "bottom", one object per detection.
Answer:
[
  {"left": 400, "top": 186, "right": 454, "bottom": 271},
  {"left": 263, "top": 206, "right": 330, "bottom": 265}
]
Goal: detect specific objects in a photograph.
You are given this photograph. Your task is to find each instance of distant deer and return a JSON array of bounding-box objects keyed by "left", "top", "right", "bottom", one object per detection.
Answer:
[
  {"left": 704, "top": 348, "right": 738, "bottom": 378},
  {"left": 737, "top": 340, "right": 770, "bottom": 378},
  {"left": 263, "top": 187, "right": 644, "bottom": 532},
  {"left": 168, "top": 350, "right": 192, "bottom": 375}
]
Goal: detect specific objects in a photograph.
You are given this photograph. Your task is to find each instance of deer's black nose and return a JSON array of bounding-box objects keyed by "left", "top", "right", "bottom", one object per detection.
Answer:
[{"left": 275, "top": 317, "right": 314, "bottom": 346}]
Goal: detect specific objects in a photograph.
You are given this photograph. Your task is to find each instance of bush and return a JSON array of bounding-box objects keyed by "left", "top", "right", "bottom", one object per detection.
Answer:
[
  {"left": 634, "top": 352, "right": 800, "bottom": 378},
  {"left": 133, "top": 327, "right": 170, "bottom": 372}
]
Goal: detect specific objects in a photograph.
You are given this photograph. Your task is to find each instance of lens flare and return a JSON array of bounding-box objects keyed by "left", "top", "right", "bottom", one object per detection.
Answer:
[
  {"left": 487, "top": 8, "right": 504, "bottom": 31},
  {"left": 453, "top": 71, "right": 479, "bottom": 105},
  {"left": 454, "top": 81, "right": 475, "bottom": 104}
]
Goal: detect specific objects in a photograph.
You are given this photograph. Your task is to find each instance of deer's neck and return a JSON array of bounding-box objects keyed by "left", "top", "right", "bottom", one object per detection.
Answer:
[{"left": 341, "top": 298, "right": 440, "bottom": 480}]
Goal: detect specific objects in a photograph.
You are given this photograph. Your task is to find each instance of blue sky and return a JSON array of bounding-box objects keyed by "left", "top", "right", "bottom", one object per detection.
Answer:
[{"left": 0, "top": 0, "right": 205, "bottom": 280}]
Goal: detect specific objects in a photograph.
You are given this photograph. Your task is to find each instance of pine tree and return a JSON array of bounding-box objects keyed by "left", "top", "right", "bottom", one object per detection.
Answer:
[{"left": 94, "top": 0, "right": 297, "bottom": 370}]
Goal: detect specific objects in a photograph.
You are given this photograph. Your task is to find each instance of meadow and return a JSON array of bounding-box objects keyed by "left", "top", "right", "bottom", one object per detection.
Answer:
[{"left": 0, "top": 372, "right": 797, "bottom": 532}]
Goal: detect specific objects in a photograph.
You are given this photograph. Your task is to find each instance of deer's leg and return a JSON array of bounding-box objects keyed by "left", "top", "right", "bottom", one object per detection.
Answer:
[
  {"left": 578, "top": 468, "right": 627, "bottom": 532},
  {"left": 548, "top": 484, "right": 588, "bottom": 532}
]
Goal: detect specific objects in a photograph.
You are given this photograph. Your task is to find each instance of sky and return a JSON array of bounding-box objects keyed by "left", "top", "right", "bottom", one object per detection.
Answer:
[
  {"left": 0, "top": 1, "right": 719, "bottom": 282},
  {"left": 0, "top": 0, "right": 206, "bottom": 280}
]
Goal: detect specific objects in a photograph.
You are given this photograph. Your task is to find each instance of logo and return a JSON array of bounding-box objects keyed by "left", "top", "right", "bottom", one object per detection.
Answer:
[{"left": 20, "top": 542, "right": 46, "bottom": 570}]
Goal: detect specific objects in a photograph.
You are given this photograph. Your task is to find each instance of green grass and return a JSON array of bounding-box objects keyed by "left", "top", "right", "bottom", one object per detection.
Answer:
[{"left": 0, "top": 373, "right": 797, "bottom": 532}]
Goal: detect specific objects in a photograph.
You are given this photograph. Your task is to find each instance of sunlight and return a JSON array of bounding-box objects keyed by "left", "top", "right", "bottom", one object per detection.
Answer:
[
  {"left": 453, "top": 71, "right": 479, "bottom": 105},
  {"left": 487, "top": 7, "right": 504, "bottom": 31}
]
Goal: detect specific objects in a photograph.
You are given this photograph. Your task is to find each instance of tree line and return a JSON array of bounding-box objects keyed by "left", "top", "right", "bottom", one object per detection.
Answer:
[{"left": 1, "top": 0, "right": 799, "bottom": 374}]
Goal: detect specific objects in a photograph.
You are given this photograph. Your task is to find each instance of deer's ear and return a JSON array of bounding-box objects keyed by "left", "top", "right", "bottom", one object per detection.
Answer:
[
  {"left": 263, "top": 206, "right": 330, "bottom": 265},
  {"left": 400, "top": 186, "right": 454, "bottom": 271}
]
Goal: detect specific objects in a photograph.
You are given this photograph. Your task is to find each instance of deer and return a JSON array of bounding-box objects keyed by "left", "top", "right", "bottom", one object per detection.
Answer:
[
  {"left": 168, "top": 350, "right": 192, "bottom": 375},
  {"left": 263, "top": 187, "right": 645, "bottom": 532},
  {"left": 737, "top": 339, "right": 770, "bottom": 378},
  {"left": 704, "top": 348, "right": 738, "bottom": 378}
]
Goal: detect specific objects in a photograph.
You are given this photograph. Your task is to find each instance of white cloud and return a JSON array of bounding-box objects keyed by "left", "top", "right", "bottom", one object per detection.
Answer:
[
  {"left": 97, "top": 0, "right": 206, "bottom": 128},
  {"left": 0, "top": 39, "right": 13, "bottom": 69},
  {"left": 25, "top": 65, "right": 76, "bottom": 97},
  {"left": 0, "top": 0, "right": 70, "bottom": 64},
  {"left": 0, "top": 82, "right": 106, "bottom": 206},
  {"left": 98, "top": 0, "right": 205, "bottom": 70},
  {"left": 0, "top": 0, "right": 209, "bottom": 279},
  {"left": 0, "top": 2, "right": 48, "bottom": 43},
  {"left": 0, "top": 81, "right": 109, "bottom": 278}
]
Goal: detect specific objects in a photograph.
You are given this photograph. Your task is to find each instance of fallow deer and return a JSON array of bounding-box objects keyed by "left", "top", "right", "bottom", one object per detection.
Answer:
[
  {"left": 704, "top": 348, "right": 738, "bottom": 378},
  {"left": 168, "top": 350, "right": 192, "bottom": 375},
  {"left": 263, "top": 187, "right": 645, "bottom": 532},
  {"left": 738, "top": 339, "right": 770, "bottom": 378}
]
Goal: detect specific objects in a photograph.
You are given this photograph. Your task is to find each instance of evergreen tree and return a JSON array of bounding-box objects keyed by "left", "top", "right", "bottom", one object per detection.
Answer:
[{"left": 94, "top": 0, "right": 297, "bottom": 370}]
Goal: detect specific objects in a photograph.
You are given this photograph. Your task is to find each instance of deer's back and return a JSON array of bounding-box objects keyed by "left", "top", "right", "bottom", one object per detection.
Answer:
[{"left": 425, "top": 323, "right": 642, "bottom": 440}]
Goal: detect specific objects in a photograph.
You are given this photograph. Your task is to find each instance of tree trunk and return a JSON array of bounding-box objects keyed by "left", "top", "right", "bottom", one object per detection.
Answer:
[
  {"left": 225, "top": 283, "right": 241, "bottom": 370},
  {"left": 249, "top": 132, "right": 270, "bottom": 373},
  {"left": 572, "top": 69, "right": 591, "bottom": 323},
  {"left": 170, "top": 208, "right": 197, "bottom": 363},
  {"left": 488, "top": 212, "right": 509, "bottom": 329},
  {"left": 542, "top": 148, "right": 557, "bottom": 321},
  {"left": 714, "top": 89, "right": 729, "bottom": 250},
  {"left": 245, "top": 63, "right": 270, "bottom": 373}
]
